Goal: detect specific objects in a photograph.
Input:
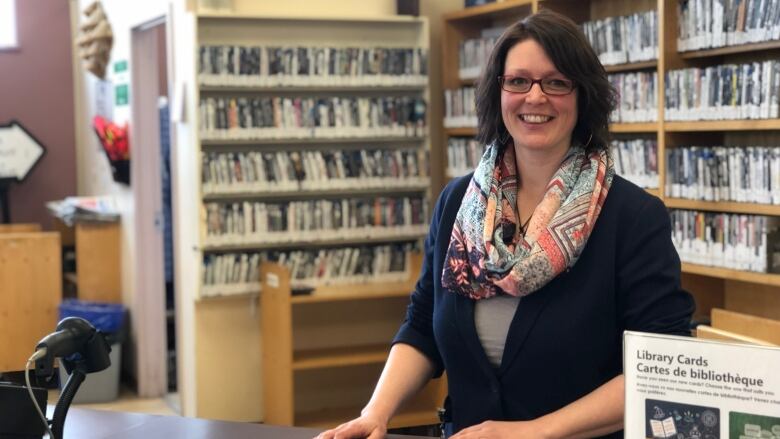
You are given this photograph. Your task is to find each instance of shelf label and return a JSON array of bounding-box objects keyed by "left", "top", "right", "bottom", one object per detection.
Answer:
[
  {"left": 265, "top": 272, "right": 279, "bottom": 289},
  {"left": 624, "top": 331, "right": 780, "bottom": 438}
]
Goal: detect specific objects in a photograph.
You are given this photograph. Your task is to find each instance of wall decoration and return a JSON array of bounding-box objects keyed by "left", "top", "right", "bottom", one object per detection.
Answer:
[{"left": 76, "top": 1, "right": 113, "bottom": 79}]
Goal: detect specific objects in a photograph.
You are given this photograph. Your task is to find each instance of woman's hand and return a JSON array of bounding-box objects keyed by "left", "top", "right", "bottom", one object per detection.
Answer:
[
  {"left": 450, "top": 420, "right": 552, "bottom": 439},
  {"left": 314, "top": 412, "right": 388, "bottom": 439}
]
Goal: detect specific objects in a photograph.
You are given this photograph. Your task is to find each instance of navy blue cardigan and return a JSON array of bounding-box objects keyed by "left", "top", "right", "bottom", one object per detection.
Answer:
[{"left": 393, "top": 174, "right": 694, "bottom": 437}]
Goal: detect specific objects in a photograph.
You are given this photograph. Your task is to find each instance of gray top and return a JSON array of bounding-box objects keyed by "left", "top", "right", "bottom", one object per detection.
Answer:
[{"left": 474, "top": 294, "right": 521, "bottom": 368}]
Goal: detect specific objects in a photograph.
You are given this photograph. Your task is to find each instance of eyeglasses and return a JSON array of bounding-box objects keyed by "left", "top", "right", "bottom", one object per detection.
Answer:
[{"left": 498, "top": 75, "right": 575, "bottom": 95}]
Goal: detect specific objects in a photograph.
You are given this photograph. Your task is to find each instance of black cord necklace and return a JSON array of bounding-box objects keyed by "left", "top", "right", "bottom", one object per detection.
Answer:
[{"left": 519, "top": 214, "right": 533, "bottom": 239}]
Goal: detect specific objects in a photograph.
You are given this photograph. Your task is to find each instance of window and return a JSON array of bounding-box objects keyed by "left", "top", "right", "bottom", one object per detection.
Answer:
[{"left": 0, "top": 0, "right": 17, "bottom": 49}]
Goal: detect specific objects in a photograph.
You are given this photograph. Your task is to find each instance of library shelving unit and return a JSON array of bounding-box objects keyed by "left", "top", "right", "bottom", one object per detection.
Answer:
[
  {"left": 438, "top": 0, "right": 780, "bottom": 324},
  {"left": 260, "top": 254, "right": 445, "bottom": 428},
  {"left": 440, "top": 0, "right": 535, "bottom": 185},
  {"left": 655, "top": 0, "right": 780, "bottom": 321},
  {"left": 172, "top": 11, "right": 444, "bottom": 424}
]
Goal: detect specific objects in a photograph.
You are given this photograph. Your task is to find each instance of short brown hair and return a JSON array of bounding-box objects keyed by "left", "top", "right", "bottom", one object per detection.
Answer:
[{"left": 475, "top": 9, "right": 616, "bottom": 151}]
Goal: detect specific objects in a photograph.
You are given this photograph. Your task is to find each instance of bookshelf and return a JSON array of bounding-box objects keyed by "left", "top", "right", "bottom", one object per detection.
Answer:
[
  {"left": 438, "top": 0, "right": 780, "bottom": 323},
  {"left": 260, "top": 256, "right": 445, "bottom": 428},
  {"left": 195, "top": 14, "right": 431, "bottom": 297},
  {"left": 171, "top": 12, "right": 442, "bottom": 424}
]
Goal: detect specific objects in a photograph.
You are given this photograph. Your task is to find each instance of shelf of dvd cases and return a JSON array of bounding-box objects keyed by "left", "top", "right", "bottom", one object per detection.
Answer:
[
  {"left": 181, "top": 11, "right": 438, "bottom": 424},
  {"left": 664, "top": 199, "right": 780, "bottom": 216},
  {"left": 199, "top": 126, "right": 426, "bottom": 142},
  {"left": 201, "top": 282, "right": 260, "bottom": 299},
  {"left": 199, "top": 85, "right": 427, "bottom": 93},
  {"left": 665, "top": 120, "right": 780, "bottom": 131},
  {"left": 681, "top": 263, "right": 780, "bottom": 287},
  {"left": 201, "top": 265, "right": 416, "bottom": 302},
  {"left": 202, "top": 182, "right": 430, "bottom": 201},
  {"left": 202, "top": 231, "right": 427, "bottom": 252},
  {"left": 200, "top": 137, "right": 426, "bottom": 147}
]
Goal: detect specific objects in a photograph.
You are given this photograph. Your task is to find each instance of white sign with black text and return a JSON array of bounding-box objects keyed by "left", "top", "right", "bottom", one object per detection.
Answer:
[
  {"left": 624, "top": 331, "right": 780, "bottom": 439},
  {"left": 0, "top": 121, "right": 44, "bottom": 181}
]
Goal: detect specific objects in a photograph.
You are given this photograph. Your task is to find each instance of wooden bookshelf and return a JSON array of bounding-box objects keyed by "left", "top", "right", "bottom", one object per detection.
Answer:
[
  {"left": 604, "top": 60, "right": 658, "bottom": 73},
  {"left": 182, "top": 14, "right": 435, "bottom": 424},
  {"left": 682, "top": 263, "right": 780, "bottom": 288},
  {"left": 200, "top": 136, "right": 426, "bottom": 147},
  {"left": 609, "top": 122, "right": 659, "bottom": 133},
  {"left": 292, "top": 280, "right": 416, "bottom": 304},
  {"left": 665, "top": 120, "right": 780, "bottom": 132},
  {"left": 664, "top": 198, "right": 780, "bottom": 216},
  {"left": 437, "top": 0, "right": 780, "bottom": 330},
  {"left": 445, "top": 127, "right": 478, "bottom": 137},
  {"left": 261, "top": 254, "right": 445, "bottom": 427},
  {"left": 202, "top": 184, "right": 430, "bottom": 201},
  {"left": 199, "top": 85, "right": 426, "bottom": 93},
  {"left": 202, "top": 232, "right": 426, "bottom": 252},
  {"left": 443, "top": 0, "right": 535, "bottom": 22},
  {"left": 679, "top": 40, "right": 780, "bottom": 59},
  {"left": 293, "top": 344, "right": 389, "bottom": 370}
]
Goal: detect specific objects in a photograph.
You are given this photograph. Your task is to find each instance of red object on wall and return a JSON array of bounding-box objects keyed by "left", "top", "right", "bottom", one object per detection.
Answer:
[
  {"left": 92, "top": 116, "right": 130, "bottom": 184},
  {"left": 92, "top": 116, "right": 129, "bottom": 161}
]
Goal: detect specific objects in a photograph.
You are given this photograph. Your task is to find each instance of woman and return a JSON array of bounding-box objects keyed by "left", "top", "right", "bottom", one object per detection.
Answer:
[{"left": 318, "top": 9, "right": 693, "bottom": 439}]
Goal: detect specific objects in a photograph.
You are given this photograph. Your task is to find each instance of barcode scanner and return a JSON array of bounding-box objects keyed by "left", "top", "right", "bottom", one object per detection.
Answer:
[
  {"left": 34, "top": 317, "right": 111, "bottom": 378},
  {"left": 28, "top": 317, "right": 112, "bottom": 439}
]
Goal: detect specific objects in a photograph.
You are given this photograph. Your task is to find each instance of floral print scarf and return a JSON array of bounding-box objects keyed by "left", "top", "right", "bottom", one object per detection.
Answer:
[{"left": 441, "top": 141, "right": 614, "bottom": 299}]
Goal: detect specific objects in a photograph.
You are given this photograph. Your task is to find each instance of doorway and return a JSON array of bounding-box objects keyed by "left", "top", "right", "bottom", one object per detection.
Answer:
[{"left": 130, "top": 16, "right": 176, "bottom": 407}]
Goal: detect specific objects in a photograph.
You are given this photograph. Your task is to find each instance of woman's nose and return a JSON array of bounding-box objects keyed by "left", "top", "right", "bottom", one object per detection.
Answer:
[{"left": 524, "top": 82, "right": 547, "bottom": 103}]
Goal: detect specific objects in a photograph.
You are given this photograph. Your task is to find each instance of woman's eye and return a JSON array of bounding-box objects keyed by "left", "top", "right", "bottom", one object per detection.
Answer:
[
  {"left": 546, "top": 79, "right": 568, "bottom": 87},
  {"left": 509, "top": 77, "right": 529, "bottom": 85}
]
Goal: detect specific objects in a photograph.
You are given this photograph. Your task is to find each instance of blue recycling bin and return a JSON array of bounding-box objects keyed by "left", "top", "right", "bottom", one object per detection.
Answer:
[{"left": 58, "top": 299, "right": 127, "bottom": 402}]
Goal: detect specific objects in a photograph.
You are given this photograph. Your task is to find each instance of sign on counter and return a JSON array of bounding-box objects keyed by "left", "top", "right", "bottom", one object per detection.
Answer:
[{"left": 624, "top": 331, "right": 780, "bottom": 439}]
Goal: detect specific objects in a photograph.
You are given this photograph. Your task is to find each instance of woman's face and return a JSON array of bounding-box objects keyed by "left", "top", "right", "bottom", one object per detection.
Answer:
[{"left": 500, "top": 39, "right": 578, "bottom": 158}]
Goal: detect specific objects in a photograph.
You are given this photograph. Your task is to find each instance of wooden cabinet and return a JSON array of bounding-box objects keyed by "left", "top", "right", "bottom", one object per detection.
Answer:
[
  {"left": 53, "top": 218, "right": 121, "bottom": 303},
  {"left": 0, "top": 231, "right": 61, "bottom": 371},
  {"left": 261, "top": 254, "right": 446, "bottom": 428}
]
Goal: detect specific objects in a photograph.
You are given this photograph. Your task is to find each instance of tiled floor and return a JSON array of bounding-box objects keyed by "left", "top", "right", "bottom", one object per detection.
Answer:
[{"left": 47, "top": 387, "right": 179, "bottom": 416}]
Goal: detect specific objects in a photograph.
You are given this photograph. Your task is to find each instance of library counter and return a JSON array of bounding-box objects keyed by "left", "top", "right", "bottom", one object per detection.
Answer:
[{"left": 61, "top": 407, "right": 430, "bottom": 439}]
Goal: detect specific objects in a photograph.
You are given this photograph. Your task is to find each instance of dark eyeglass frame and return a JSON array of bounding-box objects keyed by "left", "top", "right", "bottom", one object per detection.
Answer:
[{"left": 497, "top": 75, "right": 576, "bottom": 96}]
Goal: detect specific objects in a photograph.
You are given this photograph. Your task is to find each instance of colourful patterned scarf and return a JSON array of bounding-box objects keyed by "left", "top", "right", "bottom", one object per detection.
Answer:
[{"left": 441, "top": 142, "right": 614, "bottom": 299}]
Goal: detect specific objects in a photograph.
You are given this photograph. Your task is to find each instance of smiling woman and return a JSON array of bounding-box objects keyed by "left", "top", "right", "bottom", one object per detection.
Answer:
[
  {"left": 316, "top": 9, "right": 694, "bottom": 439},
  {"left": 0, "top": 0, "right": 17, "bottom": 49}
]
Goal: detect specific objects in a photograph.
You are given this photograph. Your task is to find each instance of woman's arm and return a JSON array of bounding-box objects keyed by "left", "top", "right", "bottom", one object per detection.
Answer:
[
  {"left": 315, "top": 343, "right": 436, "bottom": 439},
  {"left": 451, "top": 375, "right": 624, "bottom": 439},
  {"left": 536, "top": 374, "right": 624, "bottom": 438}
]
